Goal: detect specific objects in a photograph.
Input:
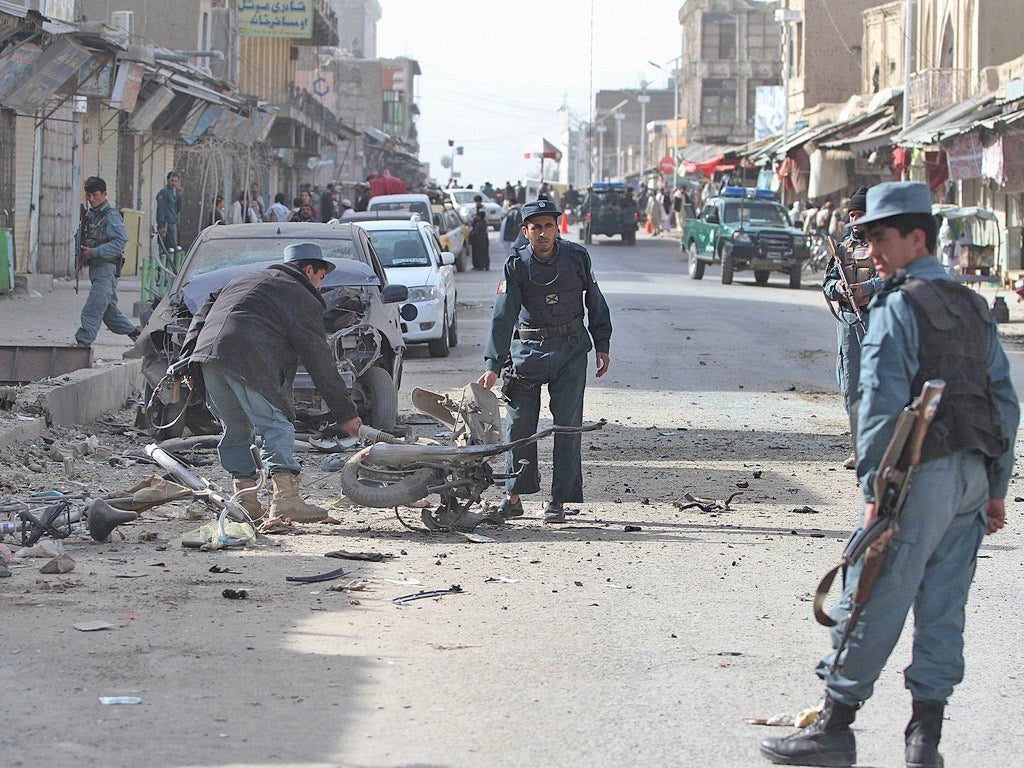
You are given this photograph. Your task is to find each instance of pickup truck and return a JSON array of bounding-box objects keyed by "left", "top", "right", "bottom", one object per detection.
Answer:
[
  {"left": 682, "top": 187, "right": 810, "bottom": 288},
  {"left": 579, "top": 182, "right": 639, "bottom": 245}
]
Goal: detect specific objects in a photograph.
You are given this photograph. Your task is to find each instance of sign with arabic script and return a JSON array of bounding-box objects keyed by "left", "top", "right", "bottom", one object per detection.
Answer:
[{"left": 235, "top": 0, "right": 313, "bottom": 39}]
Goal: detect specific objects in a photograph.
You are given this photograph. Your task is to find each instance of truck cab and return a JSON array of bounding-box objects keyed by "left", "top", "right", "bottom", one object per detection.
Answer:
[{"left": 682, "top": 187, "right": 810, "bottom": 288}]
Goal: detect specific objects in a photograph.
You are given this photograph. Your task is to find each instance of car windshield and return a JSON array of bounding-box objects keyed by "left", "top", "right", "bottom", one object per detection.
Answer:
[
  {"left": 365, "top": 230, "right": 431, "bottom": 267},
  {"left": 186, "top": 237, "right": 362, "bottom": 277},
  {"left": 722, "top": 202, "right": 789, "bottom": 226},
  {"left": 450, "top": 190, "right": 481, "bottom": 205}
]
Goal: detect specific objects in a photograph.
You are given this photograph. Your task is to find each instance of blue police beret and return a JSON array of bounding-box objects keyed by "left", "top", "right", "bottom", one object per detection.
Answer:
[{"left": 521, "top": 198, "right": 562, "bottom": 222}]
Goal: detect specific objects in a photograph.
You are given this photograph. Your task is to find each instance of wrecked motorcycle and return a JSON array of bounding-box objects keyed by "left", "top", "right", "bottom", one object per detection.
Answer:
[{"left": 339, "top": 385, "right": 604, "bottom": 532}]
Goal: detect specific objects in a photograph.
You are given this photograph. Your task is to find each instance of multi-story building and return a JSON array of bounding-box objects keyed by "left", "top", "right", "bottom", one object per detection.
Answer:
[{"left": 678, "top": 0, "right": 782, "bottom": 146}]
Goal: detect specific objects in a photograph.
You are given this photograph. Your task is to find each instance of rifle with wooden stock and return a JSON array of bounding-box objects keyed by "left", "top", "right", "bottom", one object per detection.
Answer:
[
  {"left": 812, "top": 379, "right": 945, "bottom": 673},
  {"left": 825, "top": 235, "right": 866, "bottom": 330}
]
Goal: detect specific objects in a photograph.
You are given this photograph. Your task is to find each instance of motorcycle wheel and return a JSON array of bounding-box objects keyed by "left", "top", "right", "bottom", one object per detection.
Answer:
[
  {"left": 339, "top": 447, "right": 437, "bottom": 508},
  {"left": 359, "top": 365, "right": 398, "bottom": 430}
]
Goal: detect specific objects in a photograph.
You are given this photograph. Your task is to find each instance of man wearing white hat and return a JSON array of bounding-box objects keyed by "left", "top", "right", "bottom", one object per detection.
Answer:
[{"left": 761, "top": 181, "right": 1019, "bottom": 767}]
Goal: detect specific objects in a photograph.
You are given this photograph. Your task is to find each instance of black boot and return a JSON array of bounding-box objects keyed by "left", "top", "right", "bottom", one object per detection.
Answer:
[
  {"left": 905, "top": 700, "right": 945, "bottom": 768},
  {"left": 760, "top": 695, "right": 858, "bottom": 766}
]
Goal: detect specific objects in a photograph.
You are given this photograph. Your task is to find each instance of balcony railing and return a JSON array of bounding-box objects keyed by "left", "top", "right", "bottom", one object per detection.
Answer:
[{"left": 909, "top": 68, "right": 970, "bottom": 115}]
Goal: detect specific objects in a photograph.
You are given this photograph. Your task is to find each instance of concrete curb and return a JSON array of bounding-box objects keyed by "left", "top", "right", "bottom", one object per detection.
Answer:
[{"left": 0, "top": 359, "right": 144, "bottom": 448}]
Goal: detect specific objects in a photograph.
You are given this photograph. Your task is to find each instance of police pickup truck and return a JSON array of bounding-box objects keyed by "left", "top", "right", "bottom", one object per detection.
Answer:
[
  {"left": 579, "top": 182, "right": 639, "bottom": 245},
  {"left": 682, "top": 187, "right": 810, "bottom": 288}
]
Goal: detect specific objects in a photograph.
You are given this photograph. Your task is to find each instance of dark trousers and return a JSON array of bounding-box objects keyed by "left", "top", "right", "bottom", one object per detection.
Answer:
[{"left": 503, "top": 332, "right": 589, "bottom": 503}]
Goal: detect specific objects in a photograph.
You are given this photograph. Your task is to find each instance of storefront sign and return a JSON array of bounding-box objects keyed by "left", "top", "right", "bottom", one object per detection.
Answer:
[{"left": 234, "top": 0, "right": 313, "bottom": 39}]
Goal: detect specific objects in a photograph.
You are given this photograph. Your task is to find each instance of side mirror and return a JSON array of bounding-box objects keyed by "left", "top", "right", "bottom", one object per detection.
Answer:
[
  {"left": 440, "top": 251, "right": 455, "bottom": 266},
  {"left": 381, "top": 283, "right": 409, "bottom": 304}
]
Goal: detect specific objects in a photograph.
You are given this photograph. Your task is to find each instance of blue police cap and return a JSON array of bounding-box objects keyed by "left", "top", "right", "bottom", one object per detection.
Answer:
[
  {"left": 521, "top": 198, "right": 562, "bottom": 222},
  {"left": 283, "top": 241, "right": 336, "bottom": 273},
  {"left": 858, "top": 181, "right": 931, "bottom": 226}
]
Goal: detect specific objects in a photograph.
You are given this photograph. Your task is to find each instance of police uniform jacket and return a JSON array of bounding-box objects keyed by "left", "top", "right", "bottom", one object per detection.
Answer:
[
  {"left": 84, "top": 200, "right": 128, "bottom": 266},
  {"left": 857, "top": 254, "right": 1019, "bottom": 501},
  {"left": 484, "top": 239, "right": 612, "bottom": 374},
  {"left": 155, "top": 185, "right": 181, "bottom": 229},
  {"left": 184, "top": 262, "right": 358, "bottom": 423}
]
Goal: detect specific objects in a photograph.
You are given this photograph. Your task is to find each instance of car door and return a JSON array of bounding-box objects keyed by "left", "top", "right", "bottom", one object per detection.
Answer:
[
  {"left": 698, "top": 202, "right": 718, "bottom": 255},
  {"left": 426, "top": 228, "right": 456, "bottom": 319}
]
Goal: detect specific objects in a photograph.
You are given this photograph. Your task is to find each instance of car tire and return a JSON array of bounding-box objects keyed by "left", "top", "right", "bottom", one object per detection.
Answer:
[
  {"left": 754, "top": 270, "right": 770, "bottom": 285},
  {"left": 447, "top": 306, "right": 458, "bottom": 348},
  {"left": 721, "top": 245, "right": 734, "bottom": 285},
  {"left": 623, "top": 230, "right": 636, "bottom": 245},
  {"left": 359, "top": 365, "right": 398, "bottom": 430},
  {"left": 339, "top": 447, "right": 437, "bottom": 509},
  {"left": 455, "top": 247, "right": 467, "bottom": 273},
  {"left": 687, "top": 241, "right": 704, "bottom": 280},
  {"left": 428, "top": 311, "right": 451, "bottom": 357},
  {"left": 789, "top": 265, "right": 802, "bottom": 289},
  {"left": 584, "top": 224, "right": 592, "bottom": 245}
]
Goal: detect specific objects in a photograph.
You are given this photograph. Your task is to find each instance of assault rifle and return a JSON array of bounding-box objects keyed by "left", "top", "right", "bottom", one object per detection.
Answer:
[
  {"left": 812, "top": 379, "right": 945, "bottom": 673},
  {"left": 825, "top": 235, "right": 866, "bottom": 330},
  {"left": 74, "top": 203, "right": 87, "bottom": 294}
]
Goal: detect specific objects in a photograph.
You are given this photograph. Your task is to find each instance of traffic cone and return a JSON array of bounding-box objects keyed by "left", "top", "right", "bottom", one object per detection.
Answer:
[
  {"left": 645, "top": 218, "right": 652, "bottom": 234},
  {"left": 559, "top": 213, "right": 568, "bottom": 234}
]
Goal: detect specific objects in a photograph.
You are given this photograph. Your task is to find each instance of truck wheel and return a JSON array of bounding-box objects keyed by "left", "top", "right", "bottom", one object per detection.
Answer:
[
  {"left": 687, "top": 242, "right": 704, "bottom": 280},
  {"left": 789, "top": 265, "right": 802, "bottom": 289},
  {"left": 623, "top": 230, "right": 636, "bottom": 245},
  {"left": 754, "top": 270, "right": 770, "bottom": 286},
  {"left": 721, "top": 247, "right": 734, "bottom": 285},
  {"left": 584, "top": 224, "right": 592, "bottom": 245}
]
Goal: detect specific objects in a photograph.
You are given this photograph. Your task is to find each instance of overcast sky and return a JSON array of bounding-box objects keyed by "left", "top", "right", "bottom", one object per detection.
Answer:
[{"left": 376, "top": 0, "right": 685, "bottom": 186}]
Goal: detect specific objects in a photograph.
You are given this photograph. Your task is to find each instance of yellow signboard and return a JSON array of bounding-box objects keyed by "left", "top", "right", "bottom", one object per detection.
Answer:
[{"left": 234, "top": 0, "right": 313, "bottom": 39}]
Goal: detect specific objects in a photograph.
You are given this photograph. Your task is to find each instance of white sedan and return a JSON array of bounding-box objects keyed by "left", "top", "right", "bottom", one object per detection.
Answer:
[
  {"left": 355, "top": 217, "right": 458, "bottom": 357},
  {"left": 445, "top": 188, "right": 503, "bottom": 231}
]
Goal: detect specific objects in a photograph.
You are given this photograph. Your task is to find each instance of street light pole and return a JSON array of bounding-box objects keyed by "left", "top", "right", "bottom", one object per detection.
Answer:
[
  {"left": 614, "top": 111, "right": 625, "bottom": 179},
  {"left": 637, "top": 84, "right": 650, "bottom": 182},
  {"left": 596, "top": 124, "right": 607, "bottom": 181},
  {"left": 648, "top": 57, "right": 683, "bottom": 180}
]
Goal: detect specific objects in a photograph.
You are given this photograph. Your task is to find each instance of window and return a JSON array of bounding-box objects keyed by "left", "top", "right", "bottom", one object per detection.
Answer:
[
  {"left": 701, "top": 79, "right": 737, "bottom": 126},
  {"left": 702, "top": 12, "right": 736, "bottom": 61},
  {"left": 747, "top": 14, "right": 780, "bottom": 61},
  {"left": 383, "top": 90, "right": 405, "bottom": 136}
]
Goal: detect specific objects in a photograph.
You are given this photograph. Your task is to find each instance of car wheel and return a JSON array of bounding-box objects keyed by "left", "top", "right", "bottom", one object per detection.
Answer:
[
  {"left": 754, "top": 270, "right": 770, "bottom": 286},
  {"left": 447, "top": 305, "right": 458, "bottom": 348},
  {"left": 428, "top": 311, "right": 451, "bottom": 357},
  {"left": 358, "top": 366, "right": 398, "bottom": 430},
  {"left": 789, "top": 265, "right": 802, "bottom": 289},
  {"left": 687, "top": 241, "right": 704, "bottom": 280},
  {"left": 721, "top": 245, "right": 734, "bottom": 285},
  {"left": 584, "top": 224, "right": 592, "bottom": 245},
  {"left": 456, "top": 247, "right": 467, "bottom": 273}
]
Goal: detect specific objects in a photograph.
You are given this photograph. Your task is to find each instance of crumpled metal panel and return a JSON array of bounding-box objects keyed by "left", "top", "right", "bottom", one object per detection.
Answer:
[{"left": 0, "top": 344, "right": 93, "bottom": 384}]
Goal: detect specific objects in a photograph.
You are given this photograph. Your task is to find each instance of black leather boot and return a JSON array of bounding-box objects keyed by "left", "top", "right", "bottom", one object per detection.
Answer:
[
  {"left": 905, "top": 699, "right": 945, "bottom": 768},
  {"left": 760, "top": 695, "right": 858, "bottom": 766}
]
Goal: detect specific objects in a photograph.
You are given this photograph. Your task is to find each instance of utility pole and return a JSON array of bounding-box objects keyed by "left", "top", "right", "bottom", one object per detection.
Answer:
[
  {"left": 614, "top": 111, "right": 625, "bottom": 179},
  {"left": 596, "top": 124, "right": 607, "bottom": 181},
  {"left": 637, "top": 83, "right": 650, "bottom": 183}
]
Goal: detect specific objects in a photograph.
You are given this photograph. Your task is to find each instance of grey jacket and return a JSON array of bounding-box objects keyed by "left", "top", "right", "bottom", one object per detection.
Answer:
[{"left": 184, "top": 262, "right": 357, "bottom": 422}]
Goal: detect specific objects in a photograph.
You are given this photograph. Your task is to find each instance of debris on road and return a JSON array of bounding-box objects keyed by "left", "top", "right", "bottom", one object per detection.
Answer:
[
  {"left": 673, "top": 491, "right": 743, "bottom": 513},
  {"left": 285, "top": 566, "right": 347, "bottom": 584},
  {"left": 392, "top": 584, "right": 463, "bottom": 605}
]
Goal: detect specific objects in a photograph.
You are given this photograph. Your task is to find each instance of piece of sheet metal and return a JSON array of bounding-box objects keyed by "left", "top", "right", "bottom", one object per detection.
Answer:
[{"left": 0, "top": 344, "right": 93, "bottom": 384}]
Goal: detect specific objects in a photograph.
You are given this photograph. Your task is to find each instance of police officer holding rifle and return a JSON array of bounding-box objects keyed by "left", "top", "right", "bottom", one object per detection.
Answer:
[{"left": 761, "top": 182, "right": 1019, "bottom": 768}]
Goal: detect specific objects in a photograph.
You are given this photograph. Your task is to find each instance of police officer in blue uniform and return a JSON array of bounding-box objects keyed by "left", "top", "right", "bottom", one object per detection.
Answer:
[
  {"left": 822, "top": 186, "right": 884, "bottom": 469},
  {"left": 760, "top": 182, "right": 1019, "bottom": 767},
  {"left": 478, "top": 199, "right": 612, "bottom": 523},
  {"left": 75, "top": 176, "right": 139, "bottom": 346}
]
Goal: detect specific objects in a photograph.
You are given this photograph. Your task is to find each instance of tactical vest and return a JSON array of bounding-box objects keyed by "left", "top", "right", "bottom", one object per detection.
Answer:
[
  {"left": 839, "top": 234, "right": 873, "bottom": 308},
  {"left": 83, "top": 207, "right": 112, "bottom": 248},
  {"left": 515, "top": 242, "right": 585, "bottom": 328},
  {"left": 900, "top": 277, "right": 1005, "bottom": 464}
]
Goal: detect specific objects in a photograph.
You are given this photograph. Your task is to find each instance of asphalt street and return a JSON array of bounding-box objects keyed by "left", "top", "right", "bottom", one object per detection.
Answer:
[{"left": 1, "top": 228, "right": 1023, "bottom": 768}]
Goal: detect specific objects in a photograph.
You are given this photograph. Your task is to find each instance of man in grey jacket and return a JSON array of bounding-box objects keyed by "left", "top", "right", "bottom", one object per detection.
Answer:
[{"left": 183, "top": 242, "right": 362, "bottom": 522}]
